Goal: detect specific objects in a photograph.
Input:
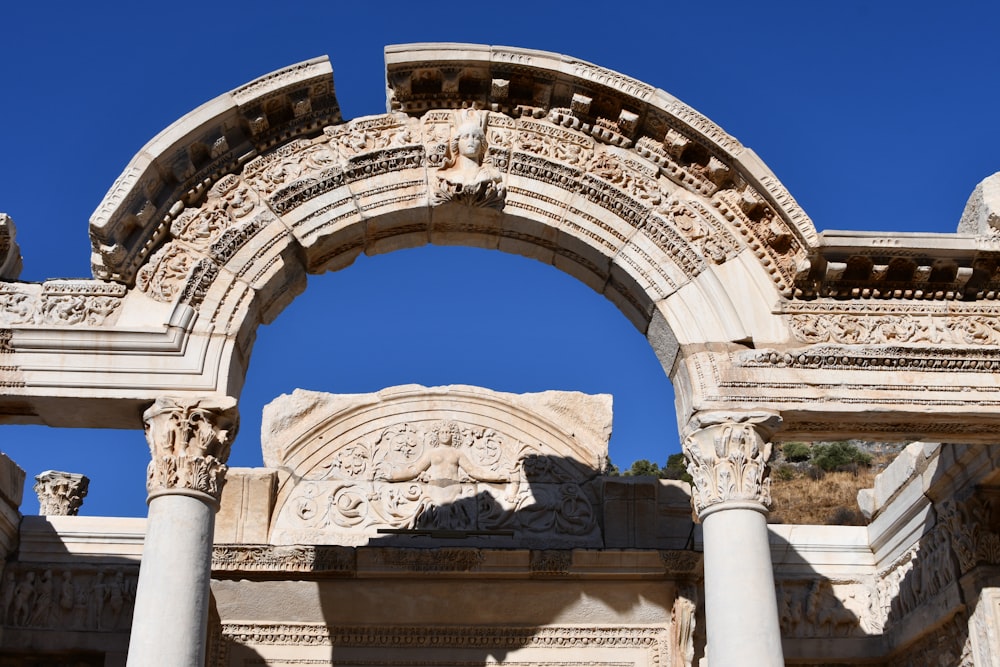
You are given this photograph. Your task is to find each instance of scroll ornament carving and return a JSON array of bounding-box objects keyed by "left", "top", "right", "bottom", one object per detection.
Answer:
[
  {"left": 34, "top": 470, "right": 89, "bottom": 516},
  {"left": 431, "top": 109, "right": 506, "bottom": 209},
  {"left": 276, "top": 419, "right": 599, "bottom": 545},
  {"left": 789, "top": 312, "right": 1000, "bottom": 346},
  {"left": 683, "top": 421, "right": 772, "bottom": 516},
  {"left": 143, "top": 397, "right": 239, "bottom": 501},
  {"left": 1, "top": 565, "right": 136, "bottom": 631}
]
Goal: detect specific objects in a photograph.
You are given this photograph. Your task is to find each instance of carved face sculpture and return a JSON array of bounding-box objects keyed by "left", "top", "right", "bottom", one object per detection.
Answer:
[
  {"left": 455, "top": 122, "right": 486, "bottom": 162},
  {"left": 437, "top": 427, "right": 454, "bottom": 447}
]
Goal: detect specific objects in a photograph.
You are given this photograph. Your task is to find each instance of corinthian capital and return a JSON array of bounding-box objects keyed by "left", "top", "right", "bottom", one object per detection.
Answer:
[
  {"left": 683, "top": 413, "right": 779, "bottom": 518},
  {"left": 34, "top": 470, "right": 89, "bottom": 515},
  {"left": 143, "top": 397, "right": 239, "bottom": 502}
]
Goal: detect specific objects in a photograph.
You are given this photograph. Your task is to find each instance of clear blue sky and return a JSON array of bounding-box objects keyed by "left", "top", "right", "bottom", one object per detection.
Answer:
[{"left": 2, "top": 1, "right": 998, "bottom": 517}]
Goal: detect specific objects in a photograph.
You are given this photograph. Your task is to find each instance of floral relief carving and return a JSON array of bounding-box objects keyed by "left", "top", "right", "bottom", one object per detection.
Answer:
[
  {"left": 517, "top": 118, "right": 594, "bottom": 166},
  {"left": 789, "top": 312, "right": 1000, "bottom": 346},
  {"left": 587, "top": 151, "right": 663, "bottom": 208},
  {"left": 273, "top": 419, "right": 600, "bottom": 547},
  {"left": 241, "top": 139, "right": 320, "bottom": 198},
  {"left": 683, "top": 421, "right": 772, "bottom": 516},
  {"left": 135, "top": 243, "right": 205, "bottom": 303},
  {"left": 143, "top": 397, "right": 239, "bottom": 501}
]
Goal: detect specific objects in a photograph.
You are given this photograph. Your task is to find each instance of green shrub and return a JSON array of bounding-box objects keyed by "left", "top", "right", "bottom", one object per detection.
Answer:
[
  {"left": 811, "top": 442, "right": 872, "bottom": 472},
  {"left": 664, "top": 453, "right": 693, "bottom": 484},
  {"left": 624, "top": 459, "right": 662, "bottom": 477},
  {"left": 782, "top": 442, "right": 812, "bottom": 462},
  {"left": 775, "top": 464, "right": 796, "bottom": 481}
]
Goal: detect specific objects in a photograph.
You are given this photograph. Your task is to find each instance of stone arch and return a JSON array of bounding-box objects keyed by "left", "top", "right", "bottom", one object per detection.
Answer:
[
  {"left": 4, "top": 44, "right": 998, "bottom": 443},
  {"left": 79, "top": 45, "right": 812, "bottom": 425}
]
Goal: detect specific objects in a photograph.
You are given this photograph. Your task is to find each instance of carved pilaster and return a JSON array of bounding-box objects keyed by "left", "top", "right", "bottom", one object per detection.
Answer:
[
  {"left": 34, "top": 471, "right": 89, "bottom": 516},
  {"left": 683, "top": 413, "right": 780, "bottom": 518},
  {"left": 143, "top": 397, "right": 238, "bottom": 503}
]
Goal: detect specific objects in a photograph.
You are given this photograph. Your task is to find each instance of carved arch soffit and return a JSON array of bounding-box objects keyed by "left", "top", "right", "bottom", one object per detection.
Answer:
[{"left": 3, "top": 44, "right": 1000, "bottom": 441}]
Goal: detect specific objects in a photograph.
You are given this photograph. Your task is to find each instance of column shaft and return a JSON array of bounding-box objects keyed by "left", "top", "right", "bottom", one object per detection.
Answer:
[
  {"left": 127, "top": 494, "right": 216, "bottom": 667},
  {"left": 702, "top": 507, "right": 783, "bottom": 666}
]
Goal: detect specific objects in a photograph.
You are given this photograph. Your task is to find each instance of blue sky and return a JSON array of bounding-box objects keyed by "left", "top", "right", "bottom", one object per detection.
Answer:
[{"left": 1, "top": 2, "right": 998, "bottom": 517}]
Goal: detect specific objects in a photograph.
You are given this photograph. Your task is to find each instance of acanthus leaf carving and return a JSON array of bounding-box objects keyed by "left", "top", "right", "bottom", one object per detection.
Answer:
[
  {"left": 143, "top": 396, "right": 239, "bottom": 501},
  {"left": 34, "top": 470, "right": 89, "bottom": 516},
  {"left": 683, "top": 420, "right": 774, "bottom": 516}
]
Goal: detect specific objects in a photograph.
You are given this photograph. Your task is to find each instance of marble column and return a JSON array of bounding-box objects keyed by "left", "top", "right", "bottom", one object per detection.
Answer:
[
  {"left": 126, "top": 397, "right": 238, "bottom": 667},
  {"left": 683, "top": 413, "right": 783, "bottom": 667}
]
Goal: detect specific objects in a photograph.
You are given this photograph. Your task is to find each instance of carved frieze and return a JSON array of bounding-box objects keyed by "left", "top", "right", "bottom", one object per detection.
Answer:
[
  {"left": 776, "top": 579, "right": 880, "bottom": 638},
  {"left": 0, "top": 281, "right": 125, "bottom": 328},
  {"left": 886, "top": 612, "right": 972, "bottom": 667},
  {"left": 371, "top": 548, "right": 485, "bottom": 573},
  {"left": 33, "top": 471, "right": 89, "bottom": 516},
  {"left": 264, "top": 386, "right": 610, "bottom": 548},
  {"left": 935, "top": 495, "right": 1000, "bottom": 575},
  {"left": 211, "top": 544, "right": 355, "bottom": 575},
  {"left": 143, "top": 397, "right": 239, "bottom": 501},
  {"left": 212, "top": 622, "right": 667, "bottom": 667},
  {"left": 135, "top": 242, "right": 216, "bottom": 305},
  {"left": 272, "top": 418, "right": 600, "bottom": 547},
  {"left": 740, "top": 345, "right": 1000, "bottom": 374},
  {"left": 529, "top": 550, "right": 572, "bottom": 576},
  {"left": 874, "top": 505, "right": 967, "bottom": 629},
  {"left": 0, "top": 564, "right": 136, "bottom": 632},
  {"left": 683, "top": 420, "right": 774, "bottom": 516},
  {"left": 171, "top": 174, "right": 266, "bottom": 254},
  {"left": 788, "top": 311, "right": 1000, "bottom": 346}
]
